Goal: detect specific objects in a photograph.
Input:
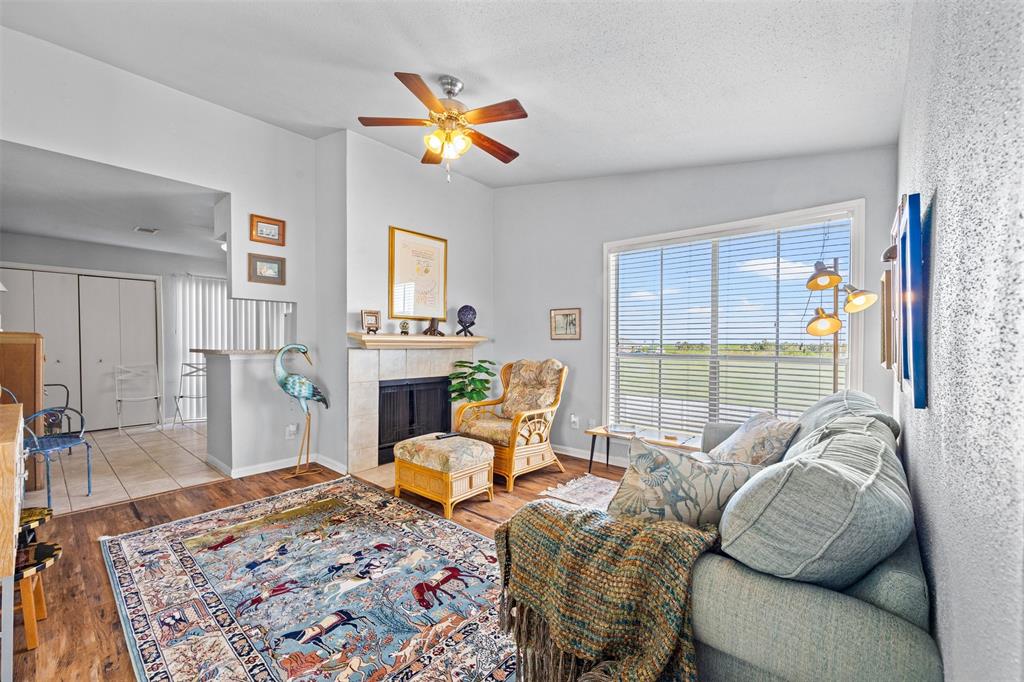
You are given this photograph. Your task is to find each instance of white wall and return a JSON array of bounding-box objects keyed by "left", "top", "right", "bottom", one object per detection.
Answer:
[
  {"left": 492, "top": 146, "right": 897, "bottom": 455},
  {"left": 0, "top": 231, "right": 226, "bottom": 418},
  {"left": 345, "top": 131, "right": 495, "bottom": 341},
  {"left": 0, "top": 27, "right": 316, "bottom": 333},
  {"left": 896, "top": 2, "right": 1023, "bottom": 678}
]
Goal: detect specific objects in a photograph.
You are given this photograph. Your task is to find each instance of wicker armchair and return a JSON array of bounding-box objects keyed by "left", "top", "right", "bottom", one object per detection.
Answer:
[{"left": 454, "top": 359, "right": 568, "bottom": 492}]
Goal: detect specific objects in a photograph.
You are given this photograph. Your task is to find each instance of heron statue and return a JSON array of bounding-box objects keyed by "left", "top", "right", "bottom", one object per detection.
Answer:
[{"left": 274, "top": 343, "right": 328, "bottom": 477}]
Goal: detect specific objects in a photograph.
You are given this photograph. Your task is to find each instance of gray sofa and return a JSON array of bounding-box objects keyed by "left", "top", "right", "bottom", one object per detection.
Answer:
[{"left": 691, "top": 391, "right": 943, "bottom": 681}]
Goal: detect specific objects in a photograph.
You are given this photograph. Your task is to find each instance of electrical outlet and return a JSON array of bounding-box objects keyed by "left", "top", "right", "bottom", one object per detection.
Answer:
[
  {"left": 285, "top": 423, "right": 298, "bottom": 440},
  {"left": 570, "top": 413, "right": 579, "bottom": 430}
]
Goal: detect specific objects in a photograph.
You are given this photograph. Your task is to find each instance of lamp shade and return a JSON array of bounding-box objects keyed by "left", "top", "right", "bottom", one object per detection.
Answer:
[
  {"left": 806, "top": 307, "right": 842, "bottom": 336},
  {"left": 0, "top": 280, "right": 6, "bottom": 292},
  {"left": 843, "top": 284, "right": 878, "bottom": 313},
  {"left": 806, "top": 260, "right": 842, "bottom": 290}
]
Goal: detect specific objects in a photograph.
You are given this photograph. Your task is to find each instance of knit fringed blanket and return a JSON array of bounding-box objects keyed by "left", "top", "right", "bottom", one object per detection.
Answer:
[{"left": 495, "top": 500, "right": 718, "bottom": 682}]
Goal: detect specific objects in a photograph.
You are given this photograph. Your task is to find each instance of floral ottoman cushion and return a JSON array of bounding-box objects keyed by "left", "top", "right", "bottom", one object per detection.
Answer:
[{"left": 394, "top": 433, "right": 495, "bottom": 473}]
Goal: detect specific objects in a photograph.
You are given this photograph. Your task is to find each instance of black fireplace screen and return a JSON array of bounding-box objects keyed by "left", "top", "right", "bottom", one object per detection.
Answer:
[{"left": 378, "top": 376, "right": 452, "bottom": 465}]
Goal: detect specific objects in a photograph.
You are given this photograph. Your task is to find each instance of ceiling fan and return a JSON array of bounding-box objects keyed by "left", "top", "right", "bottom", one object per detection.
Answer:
[{"left": 358, "top": 73, "right": 527, "bottom": 174}]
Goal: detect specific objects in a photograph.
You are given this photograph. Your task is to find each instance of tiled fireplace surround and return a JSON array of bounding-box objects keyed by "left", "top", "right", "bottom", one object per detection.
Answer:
[{"left": 347, "top": 347, "right": 474, "bottom": 473}]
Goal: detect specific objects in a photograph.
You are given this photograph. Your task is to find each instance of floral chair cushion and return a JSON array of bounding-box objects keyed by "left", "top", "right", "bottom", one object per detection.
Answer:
[
  {"left": 500, "top": 359, "right": 564, "bottom": 418},
  {"left": 393, "top": 433, "right": 494, "bottom": 472},
  {"left": 607, "top": 438, "right": 762, "bottom": 527},
  {"left": 707, "top": 412, "right": 799, "bottom": 466},
  {"left": 459, "top": 411, "right": 516, "bottom": 446}
]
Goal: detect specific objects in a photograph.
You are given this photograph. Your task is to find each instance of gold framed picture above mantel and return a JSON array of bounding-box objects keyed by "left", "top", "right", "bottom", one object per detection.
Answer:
[{"left": 388, "top": 225, "right": 448, "bottom": 321}]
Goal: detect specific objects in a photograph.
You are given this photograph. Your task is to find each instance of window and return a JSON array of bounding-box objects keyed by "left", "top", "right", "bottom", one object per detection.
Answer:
[
  {"left": 605, "top": 203, "right": 861, "bottom": 434},
  {"left": 171, "top": 275, "right": 295, "bottom": 420}
]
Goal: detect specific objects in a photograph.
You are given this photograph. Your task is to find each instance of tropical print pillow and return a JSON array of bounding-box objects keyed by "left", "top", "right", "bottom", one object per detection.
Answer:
[
  {"left": 608, "top": 438, "right": 762, "bottom": 527},
  {"left": 707, "top": 412, "right": 799, "bottom": 466},
  {"left": 501, "top": 359, "right": 564, "bottom": 417}
]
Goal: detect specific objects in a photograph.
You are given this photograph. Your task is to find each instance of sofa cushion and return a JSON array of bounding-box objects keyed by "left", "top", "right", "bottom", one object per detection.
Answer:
[
  {"left": 843, "top": 530, "right": 931, "bottom": 630},
  {"left": 794, "top": 389, "right": 900, "bottom": 442},
  {"left": 719, "top": 431, "right": 914, "bottom": 589},
  {"left": 500, "top": 358, "right": 563, "bottom": 417},
  {"left": 786, "top": 414, "right": 898, "bottom": 461},
  {"left": 708, "top": 412, "right": 799, "bottom": 465},
  {"left": 608, "top": 438, "right": 762, "bottom": 526}
]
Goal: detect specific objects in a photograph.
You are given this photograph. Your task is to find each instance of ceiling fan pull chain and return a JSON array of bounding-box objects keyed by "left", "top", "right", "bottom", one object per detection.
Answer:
[{"left": 446, "top": 160, "right": 452, "bottom": 183}]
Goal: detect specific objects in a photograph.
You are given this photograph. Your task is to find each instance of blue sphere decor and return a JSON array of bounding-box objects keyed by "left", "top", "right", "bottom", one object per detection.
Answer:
[{"left": 457, "top": 305, "right": 477, "bottom": 336}]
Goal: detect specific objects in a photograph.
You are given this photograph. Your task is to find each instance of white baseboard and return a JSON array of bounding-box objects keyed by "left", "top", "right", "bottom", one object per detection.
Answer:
[
  {"left": 208, "top": 452, "right": 346, "bottom": 479},
  {"left": 553, "top": 443, "right": 630, "bottom": 469}
]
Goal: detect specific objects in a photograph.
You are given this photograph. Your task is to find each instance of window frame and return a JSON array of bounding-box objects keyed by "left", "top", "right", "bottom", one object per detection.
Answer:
[{"left": 601, "top": 198, "right": 867, "bottom": 428}]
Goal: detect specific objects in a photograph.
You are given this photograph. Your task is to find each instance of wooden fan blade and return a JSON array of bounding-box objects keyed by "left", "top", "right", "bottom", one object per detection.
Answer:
[
  {"left": 421, "top": 149, "right": 442, "bottom": 164},
  {"left": 467, "top": 129, "right": 519, "bottom": 163},
  {"left": 463, "top": 99, "right": 528, "bottom": 125},
  {"left": 395, "top": 72, "right": 446, "bottom": 114},
  {"left": 358, "top": 117, "right": 431, "bottom": 127}
]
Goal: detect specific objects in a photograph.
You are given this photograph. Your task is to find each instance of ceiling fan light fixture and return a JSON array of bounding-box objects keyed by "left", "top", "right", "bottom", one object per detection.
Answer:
[{"left": 424, "top": 130, "right": 445, "bottom": 154}]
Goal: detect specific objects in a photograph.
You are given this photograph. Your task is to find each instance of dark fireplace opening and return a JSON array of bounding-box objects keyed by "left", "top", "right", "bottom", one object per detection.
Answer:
[{"left": 378, "top": 376, "right": 452, "bottom": 465}]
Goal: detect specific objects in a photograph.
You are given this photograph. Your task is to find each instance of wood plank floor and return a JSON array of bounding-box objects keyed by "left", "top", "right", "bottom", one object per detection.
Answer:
[{"left": 13, "top": 454, "right": 623, "bottom": 681}]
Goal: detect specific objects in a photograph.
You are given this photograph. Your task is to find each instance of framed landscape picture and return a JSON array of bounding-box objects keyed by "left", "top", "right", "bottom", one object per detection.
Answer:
[
  {"left": 248, "top": 253, "right": 286, "bottom": 285},
  {"left": 550, "top": 308, "right": 581, "bottom": 340},
  {"left": 389, "top": 226, "right": 447, "bottom": 320},
  {"left": 250, "top": 214, "right": 286, "bottom": 246}
]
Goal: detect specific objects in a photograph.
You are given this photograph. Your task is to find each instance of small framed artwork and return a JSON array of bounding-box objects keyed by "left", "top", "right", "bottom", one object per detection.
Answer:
[
  {"left": 248, "top": 253, "right": 286, "bottom": 285},
  {"left": 550, "top": 308, "right": 581, "bottom": 340},
  {"left": 361, "top": 309, "right": 381, "bottom": 334},
  {"left": 388, "top": 226, "right": 448, "bottom": 320},
  {"left": 250, "top": 214, "right": 286, "bottom": 246}
]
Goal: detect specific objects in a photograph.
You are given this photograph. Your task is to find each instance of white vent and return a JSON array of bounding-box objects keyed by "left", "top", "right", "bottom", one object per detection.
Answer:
[{"left": 132, "top": 225, "right": 160, "bottom": 235}]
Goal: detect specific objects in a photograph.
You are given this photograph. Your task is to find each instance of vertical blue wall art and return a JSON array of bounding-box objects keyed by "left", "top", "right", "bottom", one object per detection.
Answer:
[{"left": 898, "top": 193, "right": 930, "bottom": 408}]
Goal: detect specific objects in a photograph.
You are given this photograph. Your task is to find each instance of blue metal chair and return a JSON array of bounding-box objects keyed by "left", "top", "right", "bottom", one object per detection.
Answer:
[{"left": 23, "top": 407, "right": 92, "bottom": 509}]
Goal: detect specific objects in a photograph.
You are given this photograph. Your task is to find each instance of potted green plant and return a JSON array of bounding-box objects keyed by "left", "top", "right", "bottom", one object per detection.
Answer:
[{"left": 448, "top": 359, "right": 497, "bottom": 403}]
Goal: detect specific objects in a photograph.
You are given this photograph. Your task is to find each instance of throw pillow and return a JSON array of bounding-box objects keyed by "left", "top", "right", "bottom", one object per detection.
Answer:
[
  {"left": 719, "top": 431, "right": 914, "bottom": 589},
  {"left": 707, "top": 412, "right": 799, "bottom": 466},
  {"left": 608, "top": 438, "right": 762, "bottom": 527}
]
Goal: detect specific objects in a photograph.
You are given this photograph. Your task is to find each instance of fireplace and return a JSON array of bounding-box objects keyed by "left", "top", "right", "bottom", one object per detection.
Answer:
[{"left": 378, "top": 376, "right": 452, "bottom": 465}]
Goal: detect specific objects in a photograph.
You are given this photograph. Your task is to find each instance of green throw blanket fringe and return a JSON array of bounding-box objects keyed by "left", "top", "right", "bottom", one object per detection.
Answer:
[{"left": 496, "top": 500, "right": 719, "bottom": 682}]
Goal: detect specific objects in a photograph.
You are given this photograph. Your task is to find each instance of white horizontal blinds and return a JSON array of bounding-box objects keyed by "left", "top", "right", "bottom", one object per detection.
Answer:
[
  {"left": 608, "top": 213, "right": 852, "bottom": 433},
  {"left": 175, "top": 275, "right": 294, "bottom": 420}
]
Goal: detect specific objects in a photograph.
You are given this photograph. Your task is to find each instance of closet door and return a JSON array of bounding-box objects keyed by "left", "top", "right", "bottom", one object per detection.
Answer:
[
  {"left": 0, "top": 268, "right": 34, "bottom": 332},
  {"left": 32, "top": 272, "right": 82, "bottom": 413},
  {"left": 79, "top": 276, "right": 121, "bottom": 431},
  {"left": 117, "top": 279, "right": 159, "bottom": 427}
]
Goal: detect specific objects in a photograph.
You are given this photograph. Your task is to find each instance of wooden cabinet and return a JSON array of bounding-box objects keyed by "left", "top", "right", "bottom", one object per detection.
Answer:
[{"left": 0, "top": 333, "right": 45, "bottom": 490}]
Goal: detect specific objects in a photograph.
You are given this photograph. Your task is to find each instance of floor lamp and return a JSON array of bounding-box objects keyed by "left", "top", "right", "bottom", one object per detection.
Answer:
[{"left": 805, "top": 258, "right": 878, "bottom": 392}]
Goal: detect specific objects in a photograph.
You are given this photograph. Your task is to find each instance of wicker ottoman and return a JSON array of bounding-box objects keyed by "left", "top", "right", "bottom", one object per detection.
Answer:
[{"left": 393, "top": 433, "right": 494, "bottom": 519}]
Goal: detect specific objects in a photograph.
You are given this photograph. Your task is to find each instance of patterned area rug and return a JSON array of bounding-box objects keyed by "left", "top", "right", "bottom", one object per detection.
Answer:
[
  {"left": 101, "top": 476, "right": 515, "bottom": 681},
  {"left": 540, "top": 474, "right": 620, "bottom": 510}
]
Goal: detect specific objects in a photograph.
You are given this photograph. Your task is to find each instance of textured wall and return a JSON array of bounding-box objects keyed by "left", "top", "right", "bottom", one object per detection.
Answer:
[{"left": 896, "top": 2, "right": 1023, "bottom": 679}]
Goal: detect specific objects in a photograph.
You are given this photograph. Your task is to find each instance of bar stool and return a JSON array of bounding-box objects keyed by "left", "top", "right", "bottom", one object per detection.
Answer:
[
  {"left": 14, "top": 542, "right": 61, "bottom": 650},
  {"left": 18, "top": 507, "right": 52, "bottom": 547}
]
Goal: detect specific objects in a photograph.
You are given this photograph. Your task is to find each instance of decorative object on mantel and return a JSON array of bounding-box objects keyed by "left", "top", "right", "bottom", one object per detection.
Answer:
[
  {"left": 347, "top": 332, "right": 488, "bottom": 350},
  {"left": 804, "top": 258, "right": 878, "bottom": 392},
  {"left": 399, "top": 320, "right": 410, "bottom": 335},
  {"left": 888, "top": 192, "right": 930, "bottom": 408},
  {"left": 422, "top": 317, "right": 445, "bottom": 336},
  {"left": 358, "top": 72, "right": 528, "bottom": 183},
  {"left": 360, "top": 309, "right": 381, "bottom": 334},
  {"left": 274, "top": 343, "right": 329, "bottom": 478},
  {"left": 456, "top": 304, "right": 477, "bottom": 336},
  {"left": 550, "top": 307, "right": 581, "bottom": 340},
  {"left": 389, "top": 226, "right": 447, "bottom": 320},
  {"left": 248, "top": 253, "right": 286, "bottom": 285},
  {"left": 249, "top": 214, "right": 285, "bottom": 246},
  {"left": 448, "top": 359, "right": 497, "bottom": 403}
]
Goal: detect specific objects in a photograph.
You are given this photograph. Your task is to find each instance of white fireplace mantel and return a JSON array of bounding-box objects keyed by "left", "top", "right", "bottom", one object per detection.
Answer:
[{"left": 346, "top": 332, "right": 489, "bottom": 350}]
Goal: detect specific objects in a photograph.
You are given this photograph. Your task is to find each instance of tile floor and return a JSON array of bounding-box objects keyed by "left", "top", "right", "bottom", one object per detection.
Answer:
[{"left": 23, "top": 421, "right": 225, "bottom": 514}]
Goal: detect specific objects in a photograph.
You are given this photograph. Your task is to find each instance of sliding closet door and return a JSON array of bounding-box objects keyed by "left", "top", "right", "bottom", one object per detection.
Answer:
[
  {"left": 32, "top": 272, "right": 81, "bottom": 412},
  {"left": 79, "top": 276, "right": 121, "bottom": 430},
  {"left": 117, "top": 279, "right": 159, "bottom": 426},
  {"left": 0, "top": 268, "right": 34, "bottom": 332}
]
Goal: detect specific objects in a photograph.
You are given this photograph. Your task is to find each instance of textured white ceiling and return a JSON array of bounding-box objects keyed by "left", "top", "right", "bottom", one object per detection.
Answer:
[
  {"left": 0, "top": 1, "right": 911, "bottom": 188},
  {"left": 0, "top": 142, "right": 227, "bottom": 259}
]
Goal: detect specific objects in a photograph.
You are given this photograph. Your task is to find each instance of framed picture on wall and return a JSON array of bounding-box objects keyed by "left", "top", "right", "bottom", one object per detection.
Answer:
[
  {"left": 248, "top": 253, "right": 286, "bottom": 285},
  {"left": 388, "top": 225, "right": 448, "bottom": 320},
  {"left": 250, "top": 214, "right": 286, "bottom": 246},
  {"left": 550, "top": 308, "right": 581, "bottom": 340}
]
